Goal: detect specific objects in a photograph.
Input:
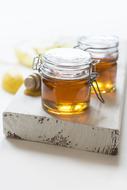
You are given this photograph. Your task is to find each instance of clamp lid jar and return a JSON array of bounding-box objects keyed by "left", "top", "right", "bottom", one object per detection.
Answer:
[
  {"left": 76, "top": 35, "right": 119, "bottom": 93},
  {"left": 33, "top": 48, "right": 94, "bottom": 115},
  {"left": 77, "top": 35, "right": 119, "bottom": 61}
]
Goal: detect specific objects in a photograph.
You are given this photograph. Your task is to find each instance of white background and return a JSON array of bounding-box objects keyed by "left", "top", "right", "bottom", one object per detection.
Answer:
[{"left": 0, "top": 0, "right": 127, "bottom": 190}]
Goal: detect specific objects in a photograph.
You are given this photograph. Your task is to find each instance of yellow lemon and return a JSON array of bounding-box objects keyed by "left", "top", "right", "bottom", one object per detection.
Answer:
[
  {"left": 15, "top": 42, "right": 72, "bottom": 68},
  {"left": 2, "top": 69, "right": 24, "bottom": 94},
  {"left": 15, "top": 49, "right": 33, "bottom": 68}
]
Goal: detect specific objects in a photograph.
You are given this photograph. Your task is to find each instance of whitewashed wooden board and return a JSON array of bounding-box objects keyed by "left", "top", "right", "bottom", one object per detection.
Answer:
[{"left": 3, "top": 42, "right": 127, "bottom": 155}]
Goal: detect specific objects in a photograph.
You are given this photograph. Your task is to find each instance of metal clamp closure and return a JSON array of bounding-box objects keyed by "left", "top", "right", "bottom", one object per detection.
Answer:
[
  {"left": 88, "top": 72, "right": 105, "bottom": 103},
  {"left": 33, "top": 54, "right": 43, "bottom": 73}
]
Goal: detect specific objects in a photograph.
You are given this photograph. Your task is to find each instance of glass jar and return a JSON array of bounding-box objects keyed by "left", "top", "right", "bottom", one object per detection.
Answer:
[
  {"left": 76, "top": 35, "right": 119, "bottom": 93},
  {"left": 33, "top": 48, "right": 94, "bottom": 115}
]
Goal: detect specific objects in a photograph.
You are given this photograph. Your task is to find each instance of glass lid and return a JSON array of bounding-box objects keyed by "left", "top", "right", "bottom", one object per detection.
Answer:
[
  {"left": 78, "top": 35, "right": 119, "bottom": 49},
  {"left": 40, "top": 48, "right": 92, "bottom": 80},
  {"left": 43, "top": 48, "right": 92, "bottom": 68}
]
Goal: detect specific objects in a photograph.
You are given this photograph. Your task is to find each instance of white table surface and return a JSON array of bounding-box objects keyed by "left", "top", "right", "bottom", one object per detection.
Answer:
[{"left": 0, "top": 0, "right": 127, "bottom": 189}]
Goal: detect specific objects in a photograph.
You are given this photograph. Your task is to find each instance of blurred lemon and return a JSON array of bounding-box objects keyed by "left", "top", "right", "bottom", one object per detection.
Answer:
[
  {"left": 2, "top": 69, "right": 24, "bottom": 94},
  {"left": 15, "top": 40, "right": 73, "bottom": 68},
  {"left": 15, "top": 50, "right": 33, "bottom": 68}
]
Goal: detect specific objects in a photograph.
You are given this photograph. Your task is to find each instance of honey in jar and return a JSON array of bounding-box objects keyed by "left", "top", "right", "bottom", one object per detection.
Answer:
[
  {"left": 76, "top": 35, "right": 119, "bottom": 93},
  {"left": 33, "top": 48, "right": 93, "bottom": 115}
]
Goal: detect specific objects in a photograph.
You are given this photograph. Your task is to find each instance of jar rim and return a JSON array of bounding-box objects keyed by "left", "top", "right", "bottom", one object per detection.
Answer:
[{"left": 78, "top": 35, "right": 119, "bottom": 49}]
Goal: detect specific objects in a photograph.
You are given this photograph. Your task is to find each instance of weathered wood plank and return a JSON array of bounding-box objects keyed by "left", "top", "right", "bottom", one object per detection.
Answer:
[{"left": 3, "top": 42, "right": 127, "bottom": 155}]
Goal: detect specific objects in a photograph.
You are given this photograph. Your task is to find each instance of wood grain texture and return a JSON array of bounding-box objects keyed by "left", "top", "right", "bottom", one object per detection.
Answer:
[{"left": 3, "top": 42, "right": 127, "bottom": 155}]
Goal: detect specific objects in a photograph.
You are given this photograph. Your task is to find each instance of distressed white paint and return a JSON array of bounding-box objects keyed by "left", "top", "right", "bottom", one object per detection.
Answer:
[{"left": 2, "top": 43, "right": 127, "bottom": 155}]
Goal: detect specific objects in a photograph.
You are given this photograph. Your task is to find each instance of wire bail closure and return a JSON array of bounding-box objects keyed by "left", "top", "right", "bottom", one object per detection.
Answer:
[
  {"left": 33, "top": 55, "right": 104, "bottom": 103},
  {"left": 33, "top": 54, "right": 43, "bottom": 73},
  {"left": 74, "top": 45, "right": 104, "bottom": 103},
  {"left": 88, "top": 72, "right": 105, "bottom": 103},
  {"left": 74, "top": 44, "right": 92, "bottom": 51}
]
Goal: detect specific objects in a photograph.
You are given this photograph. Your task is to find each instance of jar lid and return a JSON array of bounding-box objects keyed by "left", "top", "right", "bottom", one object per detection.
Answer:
[
  {"left": 41, "top": 48, "right": 93, "bottom": 80},
  {"left": 78, "top": 35, "right": 119, "bottom": 49},
  {"left": 43, "top": 48, "right": 92, "bottom": 68}
]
